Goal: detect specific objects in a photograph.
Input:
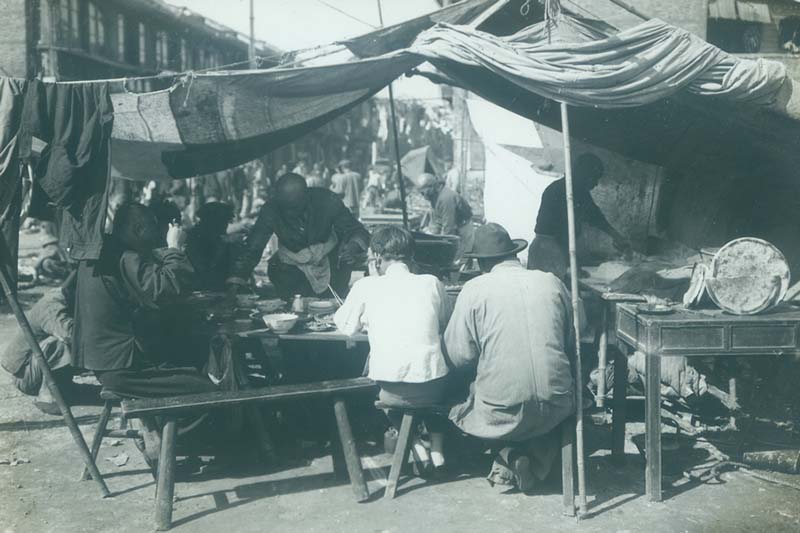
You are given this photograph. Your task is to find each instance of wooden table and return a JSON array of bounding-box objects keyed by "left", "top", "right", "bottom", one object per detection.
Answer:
[
  {"left": 614, "top": 303, "right": 800, "bottom": 502},
  {"left": 238, "top": 327, "right": 369, "bottom": 345}
]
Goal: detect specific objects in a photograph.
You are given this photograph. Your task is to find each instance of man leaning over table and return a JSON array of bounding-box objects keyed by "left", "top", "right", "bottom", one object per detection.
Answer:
[
  {"left": 227, "top": 173, "right": 370, "bottom": 299},
  {"left": 444, "top": 223, "right": 575, "bottom": 492}
]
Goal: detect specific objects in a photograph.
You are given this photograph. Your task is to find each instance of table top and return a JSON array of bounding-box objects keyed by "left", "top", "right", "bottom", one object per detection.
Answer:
[
  {"left": 617, "top": 302, "right": 800, "bottom": 325},
  {"left": 237, "top": 327, "right": 369, "bottom": 343},
  {"left": 616, "top": 302, "right": 800, "bottom": 356}
]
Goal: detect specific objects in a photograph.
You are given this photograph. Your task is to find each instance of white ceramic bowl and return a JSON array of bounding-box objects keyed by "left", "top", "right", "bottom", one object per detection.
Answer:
[{"left": 262, "top": 313, "right": 299, "bottom": 334}]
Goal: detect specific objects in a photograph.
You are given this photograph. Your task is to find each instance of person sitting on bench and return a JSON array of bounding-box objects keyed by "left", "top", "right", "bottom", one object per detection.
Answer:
[
  {"left": 1, "top": 272, "right": 77, "bottom": 415},
  {"left": 444, "top": 223, "right": 575, "bottom": 492},
  {"left": 72, "top": 202, "right": 217, "bottom": 399},
  {"left": 334, "top": 226, "right": 451, "bottom": 473}
]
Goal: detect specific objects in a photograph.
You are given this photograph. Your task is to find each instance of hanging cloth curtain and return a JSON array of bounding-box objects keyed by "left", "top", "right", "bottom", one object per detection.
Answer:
[
  {"left": 0, "top": 78, "right": 27, "bottom": 290},
  {"left": 21, "top": 80, "right": 114, "bottom": 261}
]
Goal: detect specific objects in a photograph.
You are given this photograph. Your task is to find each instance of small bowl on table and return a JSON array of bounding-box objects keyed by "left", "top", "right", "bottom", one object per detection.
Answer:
[
  {"left": 307, "top": 299, "right": 338, "bottom": 317},
  {"left": 262, "top": 313, "right": 299, "bottom": 334}
]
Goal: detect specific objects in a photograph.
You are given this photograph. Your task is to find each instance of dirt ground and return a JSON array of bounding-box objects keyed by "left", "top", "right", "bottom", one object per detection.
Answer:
[{"left": 1, "top": 230, "right": 799, "bottom": 533}]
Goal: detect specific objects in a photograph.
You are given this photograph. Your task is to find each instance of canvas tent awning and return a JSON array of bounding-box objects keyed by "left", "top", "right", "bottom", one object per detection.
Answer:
[
  {"left": 101, "top": 11, "right": 797, "bottom": 183},
  {"left": 110, "top": 53, "right": 420, "bottom": 181}
]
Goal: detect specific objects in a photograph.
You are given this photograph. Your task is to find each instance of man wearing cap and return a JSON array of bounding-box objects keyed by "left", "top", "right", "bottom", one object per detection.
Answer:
[
  {"left": 229, "top": 173, "right": 369, "bottom": 299},
  {"left": 416, "top": 173, "right": 474, "bottom": 260},
  {"left": 444, "top": 223, "right": 575, "bottom": 492},
  {"left": 330, "top": 159, "right": 361, "bottom": 218},
  {"left": 528, "top": 153, "right": 629, "bottom": 279}
]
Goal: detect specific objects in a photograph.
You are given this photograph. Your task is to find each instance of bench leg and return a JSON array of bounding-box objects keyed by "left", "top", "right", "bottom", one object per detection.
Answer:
[
  {"left": 80, "top": 400, "right": 113, "bottom": 481},
  {"left": 332, "top": 397, "right": 369, "bottom": 502},
  {"left": 245, "top": 405, "right": 277, "bottom": 463},
  {"left": 155, "top": 419, "right": 177, "bottom": 531},
  {"left": 561, "top": 420, "right": 575, "bottom": 517},
  {"left": 384, "top": 414, "right": 414, "bottom": 500}
]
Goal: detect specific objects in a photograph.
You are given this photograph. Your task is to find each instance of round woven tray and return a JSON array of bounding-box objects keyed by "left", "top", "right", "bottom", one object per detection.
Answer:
[{"left": 708, "top": 238, "right": 790, "bottom": 315}]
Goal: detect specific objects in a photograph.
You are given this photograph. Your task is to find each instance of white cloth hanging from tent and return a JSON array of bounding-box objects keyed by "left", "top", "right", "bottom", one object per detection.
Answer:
[
  {"left": 467, "top": 97, "right": 558, "bottom": 261},
  {"left": 482, "top": 142, "right": 558, "bottom": 261}
]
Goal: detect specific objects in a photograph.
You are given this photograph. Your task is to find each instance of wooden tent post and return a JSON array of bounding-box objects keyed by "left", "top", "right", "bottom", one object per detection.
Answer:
[
  {"left": 0, "top": 266, "right": 110, "bottom": 498},
  {"left": 377, "top": 0, "right": 409, "bottom": 229},
  {"left": 560, "top": 101, "right": 588, "bottom": 516}
]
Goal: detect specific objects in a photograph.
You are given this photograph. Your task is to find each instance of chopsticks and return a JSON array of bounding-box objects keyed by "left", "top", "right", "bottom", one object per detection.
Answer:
[{"left": 328, "top": 284, "right": 344, "bottom": 306}]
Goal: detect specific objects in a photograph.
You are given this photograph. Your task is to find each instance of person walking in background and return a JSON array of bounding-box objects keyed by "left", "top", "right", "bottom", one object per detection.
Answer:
[{"left": 331, "top": 159, "right": 362, "bottom": 218}]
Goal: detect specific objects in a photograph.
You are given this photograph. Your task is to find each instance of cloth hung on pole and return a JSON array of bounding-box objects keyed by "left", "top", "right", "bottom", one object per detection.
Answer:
[
  {"left": 410, "top": 16, "right": 788, "bottom": 108},
  {"left": 21, "top": 80, "right": 114, "bottom": 261},
  {"left": 110, "top": 53, "right": 421, "bottom": 181},
  {"left": 0, "top": 78, "right": 27, "bottom": 290}
]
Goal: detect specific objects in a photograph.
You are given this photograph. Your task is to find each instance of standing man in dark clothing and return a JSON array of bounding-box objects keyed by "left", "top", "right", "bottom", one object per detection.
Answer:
[
  {"left": 528, "top": 153, "right": 629, "bottom": 279},
  {"left": 227, "top": 173, "right": 370, "bottom": 300},
  {"left": 73, "top": 203, "right": 216, "bottom": 398}
]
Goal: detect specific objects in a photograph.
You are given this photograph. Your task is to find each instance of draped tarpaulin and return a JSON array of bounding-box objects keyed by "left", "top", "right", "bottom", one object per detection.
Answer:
[
  {"left": 410, "top": 17, "right": 788, "bottom": 108},
  {"left": 110, "top": 53, "right": 420, "bottom": 181},
  {"left": 107, "top": 15, "right": 793, "bottom": 183},
  {"left": 0, "top": 78, "right": 26, "bottom": 290}
]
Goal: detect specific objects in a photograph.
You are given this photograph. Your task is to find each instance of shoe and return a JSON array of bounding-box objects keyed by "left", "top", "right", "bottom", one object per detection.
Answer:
[
  {"left": 512, "top": 455, "right": 535, "bottom": 493},
  {"left": 33, "top": 400, "right": 61, "bottom": 416}
]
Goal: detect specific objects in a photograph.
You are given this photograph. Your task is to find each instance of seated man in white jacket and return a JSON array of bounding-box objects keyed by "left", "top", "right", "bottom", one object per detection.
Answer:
[{"left": 334, "top": 226, "right": 451, "bottom": 471}]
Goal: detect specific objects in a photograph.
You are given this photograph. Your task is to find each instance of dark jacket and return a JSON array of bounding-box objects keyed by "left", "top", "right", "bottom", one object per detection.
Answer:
[
  {"left": 231, "top": 188, "right": 369, "bottom": 281},
  {"left": 73, "top": 238, "right": 194, "bottom": 371}
]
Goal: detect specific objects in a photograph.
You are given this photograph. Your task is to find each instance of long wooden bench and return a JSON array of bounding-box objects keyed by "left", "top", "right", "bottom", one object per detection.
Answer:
[{"left": 121, "top": 377, "right": 378, "bottom": 531}]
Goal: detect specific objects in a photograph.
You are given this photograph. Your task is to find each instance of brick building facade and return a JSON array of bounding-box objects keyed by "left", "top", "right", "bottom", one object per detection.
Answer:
[{"left": 0, "top": 0, "right": 279, "bottom": 85}]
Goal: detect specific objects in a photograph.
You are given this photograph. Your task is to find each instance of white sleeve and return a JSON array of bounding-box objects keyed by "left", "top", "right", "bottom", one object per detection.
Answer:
[{"left": 334, "top": 280, "right": 367, "bottom": 336}]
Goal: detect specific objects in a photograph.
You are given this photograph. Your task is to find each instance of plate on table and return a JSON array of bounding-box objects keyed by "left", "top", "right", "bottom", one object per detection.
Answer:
[
  {"left": 256, "top": 299, "right": 286, "bottom": 314},
  {"left": 305, "top": 321, "right": 337, "bottom": 332},
  {"left": 636, "top": 303, "right": 674, "bottom": 315}
]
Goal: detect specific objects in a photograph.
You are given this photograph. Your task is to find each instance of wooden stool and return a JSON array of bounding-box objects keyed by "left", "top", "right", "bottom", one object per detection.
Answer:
[
  {"left": 79, "top": 388, "right": 141, "bottom": 481},
  {"left": 375, "top": 402, "right": 449, "bottom": 499}
]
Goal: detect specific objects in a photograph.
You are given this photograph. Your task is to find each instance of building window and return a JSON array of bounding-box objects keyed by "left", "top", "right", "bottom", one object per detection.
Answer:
[
  {"left": 69, "top": 0, "right": 79, "bottom": 44},
  {"left": 180, "top": 38, "right": 188, "bottom": 70},
  {"left": 117, "top": 15, "right": 125, "bottom": 60},
  {"left": 88, "top": 2, "right": 105, "bottom": 53},
  {"left": 155, "top": 31, "right": 168, "bottom": 68},
  {"left": 138, "top": 22, "right": 147, "bottom": 65}
]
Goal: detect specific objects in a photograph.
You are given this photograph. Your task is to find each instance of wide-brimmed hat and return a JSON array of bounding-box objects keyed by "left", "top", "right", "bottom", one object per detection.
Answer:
[
  {"left": 465, "top": 223, "right": 528, "bottom": 259},
  {"left": 338, "top": 159, "right": 351, "bottom": 168}
]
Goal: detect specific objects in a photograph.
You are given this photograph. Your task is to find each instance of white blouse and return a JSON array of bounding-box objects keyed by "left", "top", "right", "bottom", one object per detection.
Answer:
[{"left": 334, "top": 263, "right": 450, "bottom": 383}]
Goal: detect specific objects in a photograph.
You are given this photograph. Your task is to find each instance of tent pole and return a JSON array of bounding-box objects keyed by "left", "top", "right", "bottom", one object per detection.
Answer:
[
  {"left": 377, "top": 0, "right": 409, "bottom": 229},
  {"left": 387, "top": 86, "right": 409, "bottom": 229},
  {"left": 248, "top": 0, "right": 257, "bottom": 69},
  {"left": 467, "top": 0, "right": 510, "bottom": 29},
  {"left": 0, "top": 265, "right": 111, "bottom": 498},
  {"left": 560, "top": 101, "right": 587, "bottom": 516},
  {"left": 606, "top": 0, "right": 649, "bottom": 21}
]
